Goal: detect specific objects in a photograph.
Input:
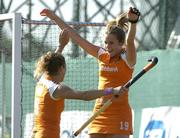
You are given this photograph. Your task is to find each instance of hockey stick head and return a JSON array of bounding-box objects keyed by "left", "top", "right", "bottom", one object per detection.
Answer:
[
  {"left": 144, "top": 56, "right": 158, "bottom": 72},
  {"left": 148, "top": 56, "right": 158, "bottom": 65}
]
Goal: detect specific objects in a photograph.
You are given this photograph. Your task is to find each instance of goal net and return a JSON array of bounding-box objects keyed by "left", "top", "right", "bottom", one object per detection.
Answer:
[{"left": 0, "top": 13, "right": 105, "bottom": 138}]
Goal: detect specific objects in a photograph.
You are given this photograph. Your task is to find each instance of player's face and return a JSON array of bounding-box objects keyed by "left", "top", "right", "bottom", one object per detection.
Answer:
[{"left": 104, "top": 34, "right": 123, "bottom": 57}]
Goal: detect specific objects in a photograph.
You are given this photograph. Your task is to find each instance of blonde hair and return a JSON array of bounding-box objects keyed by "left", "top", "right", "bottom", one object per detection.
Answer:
[
  {"left": 34, "top": 51, "right": 66, "bottom": 80},
  {"left": 106, "top": 12, "right": 128, "bottom": 44},
  {"left": 106, "top": 12, "right": 128, "bottom": 32}
]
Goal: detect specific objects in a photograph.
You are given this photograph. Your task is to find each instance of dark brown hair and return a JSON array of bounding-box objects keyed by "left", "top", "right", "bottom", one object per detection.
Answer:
[{"left": 34, "top": 51, "right": 66, "bottom": 79}]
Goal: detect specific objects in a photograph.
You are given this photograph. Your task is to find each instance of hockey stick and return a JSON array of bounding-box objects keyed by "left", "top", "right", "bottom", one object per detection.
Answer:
[{"left": 74, "top": 56, "right": 158, "bottom": 136}]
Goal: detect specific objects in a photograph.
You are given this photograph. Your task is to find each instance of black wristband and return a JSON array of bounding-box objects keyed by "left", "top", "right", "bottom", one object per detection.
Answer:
[{"left": 128, "top": 18, "right": 139, "bottom": 24}]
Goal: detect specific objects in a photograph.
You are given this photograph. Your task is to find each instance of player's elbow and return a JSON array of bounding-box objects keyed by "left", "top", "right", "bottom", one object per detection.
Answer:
[{"left": 80, "top": 92, "right": 95, "bottom": 101}]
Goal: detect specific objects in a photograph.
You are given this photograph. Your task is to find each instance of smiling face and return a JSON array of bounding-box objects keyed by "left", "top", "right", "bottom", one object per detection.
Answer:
[{"left": 104, "top": 33, "right": 123, "bottom": 57}]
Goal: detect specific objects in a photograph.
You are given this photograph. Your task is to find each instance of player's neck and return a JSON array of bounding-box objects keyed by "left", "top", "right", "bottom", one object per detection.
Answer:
[{"left": 44, "top": 73, "right": 62, "bottom": 84}]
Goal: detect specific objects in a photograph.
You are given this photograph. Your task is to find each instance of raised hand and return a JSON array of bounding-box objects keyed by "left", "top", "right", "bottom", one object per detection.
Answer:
[
  {"left": 59, "top": 29, "right": 69, "bottom": 48},
  {"left": 113, "top": 86, "right": 128, "bottom": 97},
  {"left": 128, "top": 7, "right": 141, "bottom": 24},
  {"left": 54, "top": 29, "right": 69, "bottom": 53},
  {"left": 40, "top": 9, "right": 57, "bottom": 20}
]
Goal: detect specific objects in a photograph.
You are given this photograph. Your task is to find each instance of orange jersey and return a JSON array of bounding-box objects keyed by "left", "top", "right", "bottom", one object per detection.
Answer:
[
  {"left": 89, "top": 48, "right": 134, "bottom": 135},
  {"left": 32, "top": 76, "right": 64, "bottom": 138}
]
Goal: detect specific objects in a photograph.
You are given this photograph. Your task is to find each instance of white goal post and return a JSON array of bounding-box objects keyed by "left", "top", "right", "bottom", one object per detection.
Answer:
[
  {"left": 0, "top": 12, "right": 107, "bottom": 138},
  {"left": 0, "top": 13, "right": 108, "bottom": 138},
  {"left": 0, "top": 13, "right": 22, "bottom": 138}
]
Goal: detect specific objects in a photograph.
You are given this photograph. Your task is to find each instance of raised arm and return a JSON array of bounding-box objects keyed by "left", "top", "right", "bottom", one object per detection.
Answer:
[
  {"left": 125, "top": 7, "right": 140, "bottom": 67},
  {"left": 41, "top": 9, "right": 100, "bottom": 58},
  {"left": 55, "top": 29, "right": 69, "bottom": 53}
]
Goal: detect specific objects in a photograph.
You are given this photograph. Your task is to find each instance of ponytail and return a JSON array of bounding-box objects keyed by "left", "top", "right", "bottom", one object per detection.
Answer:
[
  {"left": 34, "top": 54, "right": 47, "bottom": 80},
  {"left": 105, "top": 12, "right": 129, "bottom": 44},
  {"left": 106, "top": 12, "right": 128, "bottom": 33},
  {"left": 116, "top": 12, "right": 129, "bottom": 32}
]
